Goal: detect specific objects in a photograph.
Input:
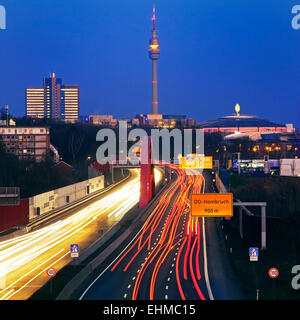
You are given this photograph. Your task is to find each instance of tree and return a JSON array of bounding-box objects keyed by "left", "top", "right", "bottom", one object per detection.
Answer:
[{"left": 68, "top": 128, "right": 85, "bottom": 164}]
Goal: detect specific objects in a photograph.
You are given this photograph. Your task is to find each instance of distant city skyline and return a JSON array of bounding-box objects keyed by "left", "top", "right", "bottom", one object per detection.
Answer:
[
  {"left": 26, "top": 72, "right": 79, "bottom": 122},
  {"left": 0, "top": 1, "right": 299, "bottom": 127}
]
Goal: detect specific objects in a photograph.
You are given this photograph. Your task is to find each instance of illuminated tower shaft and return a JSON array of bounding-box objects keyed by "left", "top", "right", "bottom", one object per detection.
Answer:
[
  {"left": 149, "top": 5, "right": 160, "bottom": 114},
  {"left": 152, "top": 60, "right": 158, "bottom": 114}
]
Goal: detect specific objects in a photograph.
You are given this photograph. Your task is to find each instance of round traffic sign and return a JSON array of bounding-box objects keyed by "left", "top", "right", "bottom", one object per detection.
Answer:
[
  {"left": 268, "top": 267, "right": 279, "bottom": 279},
  {"left": 46, "top": 267, "right": 56, "bottom": 277}
]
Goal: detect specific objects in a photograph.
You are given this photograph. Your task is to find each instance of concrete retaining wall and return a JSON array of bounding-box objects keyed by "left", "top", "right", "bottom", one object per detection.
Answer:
[{"left": 29, "top": 176, "right": 104, "bottom": 220}]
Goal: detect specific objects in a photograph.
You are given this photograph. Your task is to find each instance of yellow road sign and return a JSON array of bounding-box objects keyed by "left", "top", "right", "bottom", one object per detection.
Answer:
[
  {"left": 191, "top": 193, "right": 233, "bottom": 217},
  {"left": 179, "top": 155, "right": 213, "bottom": 169},
  {"left": 179, "top": 154, "right": 197, "bottom": 169},
  {"left": 197, "top": 156, "right": 213, "bottom": 169}
]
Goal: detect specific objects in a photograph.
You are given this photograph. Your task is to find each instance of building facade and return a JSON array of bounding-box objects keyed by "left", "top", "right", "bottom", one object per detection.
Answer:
[
  {"left": 0, "top": 127, "right": 50, "bottom": 162},
  {"left": 88, "top": 115, "right": 118, "bottom": 127},
  {"left": 25, "top": 88, "right": 45, "bottom": 118},
  {"left": 26, "top": 73, "right": 79, "bottom": 122},
  {"left": 198, "top": 114, "right": 294, "bottom": 135},
  {"left": 61, "top": 85, "right": 80, "bottom": 122},
  {"left": 134, "top": 114, "right": 197, "bottom": 128}
]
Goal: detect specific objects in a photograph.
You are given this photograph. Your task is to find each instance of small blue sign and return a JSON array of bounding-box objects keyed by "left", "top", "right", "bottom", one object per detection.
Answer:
[
  {"left": 70, "top": 244, "right": 79, "bottom": 254},
  {"left": 249, "top": 247, "right": 258, "bottom": 257}
]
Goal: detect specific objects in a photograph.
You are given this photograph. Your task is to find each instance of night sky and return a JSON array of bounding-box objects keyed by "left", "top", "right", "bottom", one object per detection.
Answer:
[{"left": 0, "top": 0, "right": 299, "bottom": 127}]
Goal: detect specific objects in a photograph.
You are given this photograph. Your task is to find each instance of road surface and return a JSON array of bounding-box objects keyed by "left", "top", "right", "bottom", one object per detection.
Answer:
[
  {"left": 0, "top": 169, "right": 162, "bottom": 300},
  {"left": 79, "top": 167, "right": 244, "bottom": 300}
]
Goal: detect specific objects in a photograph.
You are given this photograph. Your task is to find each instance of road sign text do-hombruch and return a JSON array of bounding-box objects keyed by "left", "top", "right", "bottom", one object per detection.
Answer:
[{"left": 191, "top": 193, "right": 233, "bottom": 217}]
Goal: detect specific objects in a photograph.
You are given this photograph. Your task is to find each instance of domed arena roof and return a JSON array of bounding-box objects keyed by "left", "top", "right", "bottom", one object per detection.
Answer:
[{"left": 198, "top": 114, "right": 286, "bottom": 129}]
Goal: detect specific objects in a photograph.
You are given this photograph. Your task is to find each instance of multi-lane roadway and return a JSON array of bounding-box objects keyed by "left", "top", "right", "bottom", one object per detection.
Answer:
[
  {"left": 0, "top": 169, "right": 163, "bottom": 300},
  {"left": 78, "top": 168, "right": 220, "bottom": 300},
  {"left": 79, "top": 167, "right": 244, "bottom": 300},
  {"left": 0, "top": 165, "right": 244, "bottom": 300}
]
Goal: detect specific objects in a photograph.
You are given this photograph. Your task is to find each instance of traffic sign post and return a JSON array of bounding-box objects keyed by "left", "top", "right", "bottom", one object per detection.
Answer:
[
  {"left": 191, "top": 193, "right": 233, "bottom": 218},
  {"left": 46, "top": 267, "right": 56, "bottom": 277},
  {"left": 249, "top": 247, "right": 259, "bottom": 261},
  {"left": 268, "top": 267, "right": 279, "bottom": 279},
  {"left": 249, "top": 248, "right": 259, "bottom": 299},
  {"left": 46, "top": 267, "right": 56, "bottom": 297},
  {"left": 70, "top": 244, "right": 79, "bottom": 258},
  {"left": 197, "top": 156, "right": 213, "bottom": 169},
  {"left": 268, "top": 267, "right": 279, "bottom": 300},
  {"left": 179, "top": 155, "right": 213, "bottom": 170}
]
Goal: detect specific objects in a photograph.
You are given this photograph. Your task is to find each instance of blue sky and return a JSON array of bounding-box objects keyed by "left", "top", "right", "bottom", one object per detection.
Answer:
[{"left": 0, "top": 0, "right": 299, "bottom": 127}]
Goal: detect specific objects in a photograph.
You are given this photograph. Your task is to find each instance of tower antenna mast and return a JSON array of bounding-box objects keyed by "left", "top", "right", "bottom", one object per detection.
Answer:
[{"left": 149, "top": 4, "right": 160, "bottom": 114}]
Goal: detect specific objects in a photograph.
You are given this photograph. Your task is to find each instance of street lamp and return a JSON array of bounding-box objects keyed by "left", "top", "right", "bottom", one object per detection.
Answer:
[{"left": 5, "top": 105, "right": 8, "bottom": 126}]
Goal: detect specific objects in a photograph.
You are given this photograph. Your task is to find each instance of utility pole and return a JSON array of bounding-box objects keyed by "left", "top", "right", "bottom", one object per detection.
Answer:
[
  {"left": 5, "top": 105, "right": 8, "bottom": 126},
  {"left": 237, "top": 152, "right": 241, "bottom": 175}
]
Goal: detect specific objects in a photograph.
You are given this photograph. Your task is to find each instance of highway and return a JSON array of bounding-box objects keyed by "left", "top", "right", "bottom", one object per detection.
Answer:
[
  {"left": 80, "top": 167, "right": 210, "bottom": 300},
  {"left": 0, "top": 169, "right": 162, "bottom": 300},
  {"left": 79, "top": 167, "right": 244, "bottom": 300}
]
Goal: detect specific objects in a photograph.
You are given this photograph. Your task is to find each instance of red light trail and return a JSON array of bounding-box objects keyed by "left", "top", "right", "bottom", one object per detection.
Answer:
[{"left": 110, "top": 165, "right": 207, "bottom": 300}]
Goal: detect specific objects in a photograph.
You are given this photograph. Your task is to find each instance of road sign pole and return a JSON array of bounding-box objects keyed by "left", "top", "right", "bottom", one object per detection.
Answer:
[
  {"left": 261, "top": 205, "right": 266, "bottom": 250},
  {"left": 256, "top": 289, "right": 260, "bottom": 300},
  {"left": 268, "top": 267, "right": 279, "bottom": 299},
  {"left": 252, "top": 261, "right": 258, "bottom": 299},
  {"left": 50, "top": 277, "right": 53, "bottom": 297}
]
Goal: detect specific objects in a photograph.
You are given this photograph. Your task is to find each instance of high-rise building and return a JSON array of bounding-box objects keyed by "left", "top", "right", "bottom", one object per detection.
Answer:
[
  {"left": 43, "top": 73, "right": 62, "bottom": 120},
  {"left": 25, "top": 88, "right": 45, "bottom": 118},
  {"left": 26, "top": 73, "right": 79, "bottom": 122},
  {"left": 149, "top": 5, "right": 160, "bottom": 114},
  {"left": 61, "top": 85, "right": 80, "bottom": 122}
]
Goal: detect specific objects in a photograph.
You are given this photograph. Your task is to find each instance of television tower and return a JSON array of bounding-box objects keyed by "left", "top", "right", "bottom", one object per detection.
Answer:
[{"left": 149, "top": 5, "right": 160, "bottom": 114}]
